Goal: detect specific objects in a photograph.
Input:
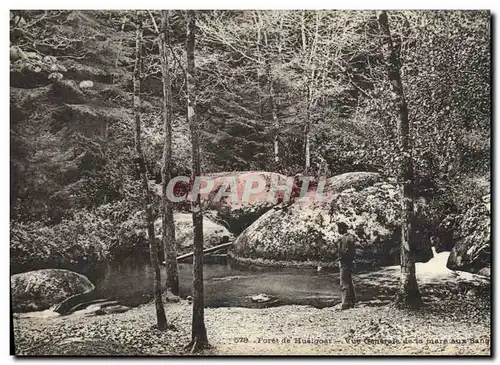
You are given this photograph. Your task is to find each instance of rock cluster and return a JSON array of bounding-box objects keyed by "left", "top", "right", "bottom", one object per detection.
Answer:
[
  {"left": 11, "top": 269, "right": 94, "bottom": 312},
  {"left": 230, "top": 172, "right": 432, "bottom": 268},
  {"left": 446, "top": 195, "right": 491, "bottom": 276}
]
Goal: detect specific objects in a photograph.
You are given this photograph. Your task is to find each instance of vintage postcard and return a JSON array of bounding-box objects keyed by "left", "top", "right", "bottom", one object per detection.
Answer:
[{"left": 10, "top": 9, "right": 491, "bottom": 356}]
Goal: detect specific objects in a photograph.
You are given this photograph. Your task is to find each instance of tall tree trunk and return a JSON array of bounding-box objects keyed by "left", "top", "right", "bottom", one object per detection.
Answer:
[
  {"left": 304, "top": 68, "right": 315, "bottom": 174},
  {"left": 254, "top": 11, "right": 261, "bottom": 62},
  {"left": 304, "top": 124, "right": 310, "bottom": 172},
  {"left": 266, "top": 59, "right": 279, "bottom": 167},
  {"left": 133, "top": 14, "right": 168, "bottom": 329},
  {"left": 377, "top": 10, "right": 421, "bottom": 309},
  {"left": 301, "top": 10, "right": 307, "bottom": 52},
  {"left": 254, "top": 12, "right": 264, "bottom": 118},
  {"left": 159, "top": 10, "right": 180, "bottom": 296},
  {"left": 272, "top": 92, "right": 279, "bottom": 166},
  {"left": 303, "top": 12, "right": 319, "bottom": 174},
  {"left": 256, "top": 11, "right": 279, "bottom": 165},
  {"left": 304, "top": 82, "right": 312, "bottom": 174},
  {"left": 301, "top": 10, "right": 309, "bottom": 171},
  {"left": 185, "top": 10, "right": 209, "bottom": 352}
]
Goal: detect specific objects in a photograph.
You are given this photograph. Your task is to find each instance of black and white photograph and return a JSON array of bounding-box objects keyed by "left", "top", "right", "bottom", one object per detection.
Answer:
[{"left": 9, "top": 9, "right": 491, "bottom": 356}]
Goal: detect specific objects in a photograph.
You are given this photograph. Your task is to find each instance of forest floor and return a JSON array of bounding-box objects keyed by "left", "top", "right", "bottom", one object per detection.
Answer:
[{"left": 13, "top": 287, "right": 490, "bottom": 356}]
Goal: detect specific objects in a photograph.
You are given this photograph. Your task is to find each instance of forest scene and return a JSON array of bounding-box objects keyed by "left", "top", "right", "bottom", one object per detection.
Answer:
[{"left": 10, "top": 9, "right": 491, "bottom": 356}]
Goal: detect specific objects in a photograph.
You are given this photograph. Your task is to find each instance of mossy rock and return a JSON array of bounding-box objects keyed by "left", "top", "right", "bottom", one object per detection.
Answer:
[
  {"left": 230, "top": 172, "right": 432, "bottom": 268},
  {"left": 11, "top": 269, "right": 94, "bottom": 312},
  {"left": 203, "top": 171, "right": 289, "bottom": 235},
  {"left": 447, "top": 195, "right": 490, "bottom": 274}
]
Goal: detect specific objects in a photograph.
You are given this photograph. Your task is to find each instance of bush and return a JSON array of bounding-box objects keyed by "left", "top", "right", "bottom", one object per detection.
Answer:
[{"left": 10, "top": 199, "right": 153, "bottom": 274}]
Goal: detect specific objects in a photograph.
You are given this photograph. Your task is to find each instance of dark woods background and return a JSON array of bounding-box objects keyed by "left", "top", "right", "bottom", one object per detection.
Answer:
[{"left": 9, "top": 10, "right": 490, "bottom": 273}]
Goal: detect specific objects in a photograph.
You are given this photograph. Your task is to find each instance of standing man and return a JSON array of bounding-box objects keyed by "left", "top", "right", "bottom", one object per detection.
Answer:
[{"left": 337, "top": 222, "right": 356, "bottom": 309}]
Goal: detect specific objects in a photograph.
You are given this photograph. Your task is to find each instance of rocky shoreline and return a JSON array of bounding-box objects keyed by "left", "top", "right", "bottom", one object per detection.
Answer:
[{"left": 13, "top": 286, "right": 490, "bottom": 356}]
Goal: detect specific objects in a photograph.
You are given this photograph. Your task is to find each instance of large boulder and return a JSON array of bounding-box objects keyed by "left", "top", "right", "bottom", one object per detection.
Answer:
[
  {"left": 230, "top": 172, "right": 432, "bottom": 268},
  {"left": 155, "top": 212, "right": 233, "bottom": 255},
  {"left": 11, "top": 269, "right": 94, "bottom": 312},
  {"left": 204, "top": 171, "right": 382, "bottom": 234},
  {"left": 150, "top": 171, "right": 290, "bottom": 235},
  {"left": 322, "top": 171, "right": 382, "bottom": 195},
  {"left": 203, "top": 171, "right": 289, "bottom": 234},
  {"left": 446, "top": 195, "right": 490, "bottom": 275}
]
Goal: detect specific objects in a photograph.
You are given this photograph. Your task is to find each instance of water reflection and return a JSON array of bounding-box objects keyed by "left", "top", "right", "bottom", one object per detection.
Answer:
[{"left": 89, "top": 259, "right": 345, "bottom": 309}]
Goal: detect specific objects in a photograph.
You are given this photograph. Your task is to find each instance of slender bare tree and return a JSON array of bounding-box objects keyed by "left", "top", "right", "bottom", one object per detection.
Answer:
[
  {"left": 304, "top": 11, "right": 321, "bottom": 174},
  {"left": 147, "top": 10, "right": 180, "bottom": 294},
  {"left": 257, "top": 11, "right": 280, "bottom": 167},
  {"left": 265, "top": 57, "right": 280, "bottom": 167},
  {"left": 377, "top": 10, "right": 422, "bottom": 309},
  {"left": 159, "top": 10, "right": 180, "bottom": 296},
  {"left": 133, "top": 12, "right": 168, "bottom": 328},
  {"left": 185, "top": 10, "right": 209, "bottom": 352}
]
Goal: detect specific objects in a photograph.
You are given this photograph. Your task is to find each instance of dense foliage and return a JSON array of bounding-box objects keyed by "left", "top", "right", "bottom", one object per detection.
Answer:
[{"left": 10, "top": 10, "right": 490, "bottom": 269}]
